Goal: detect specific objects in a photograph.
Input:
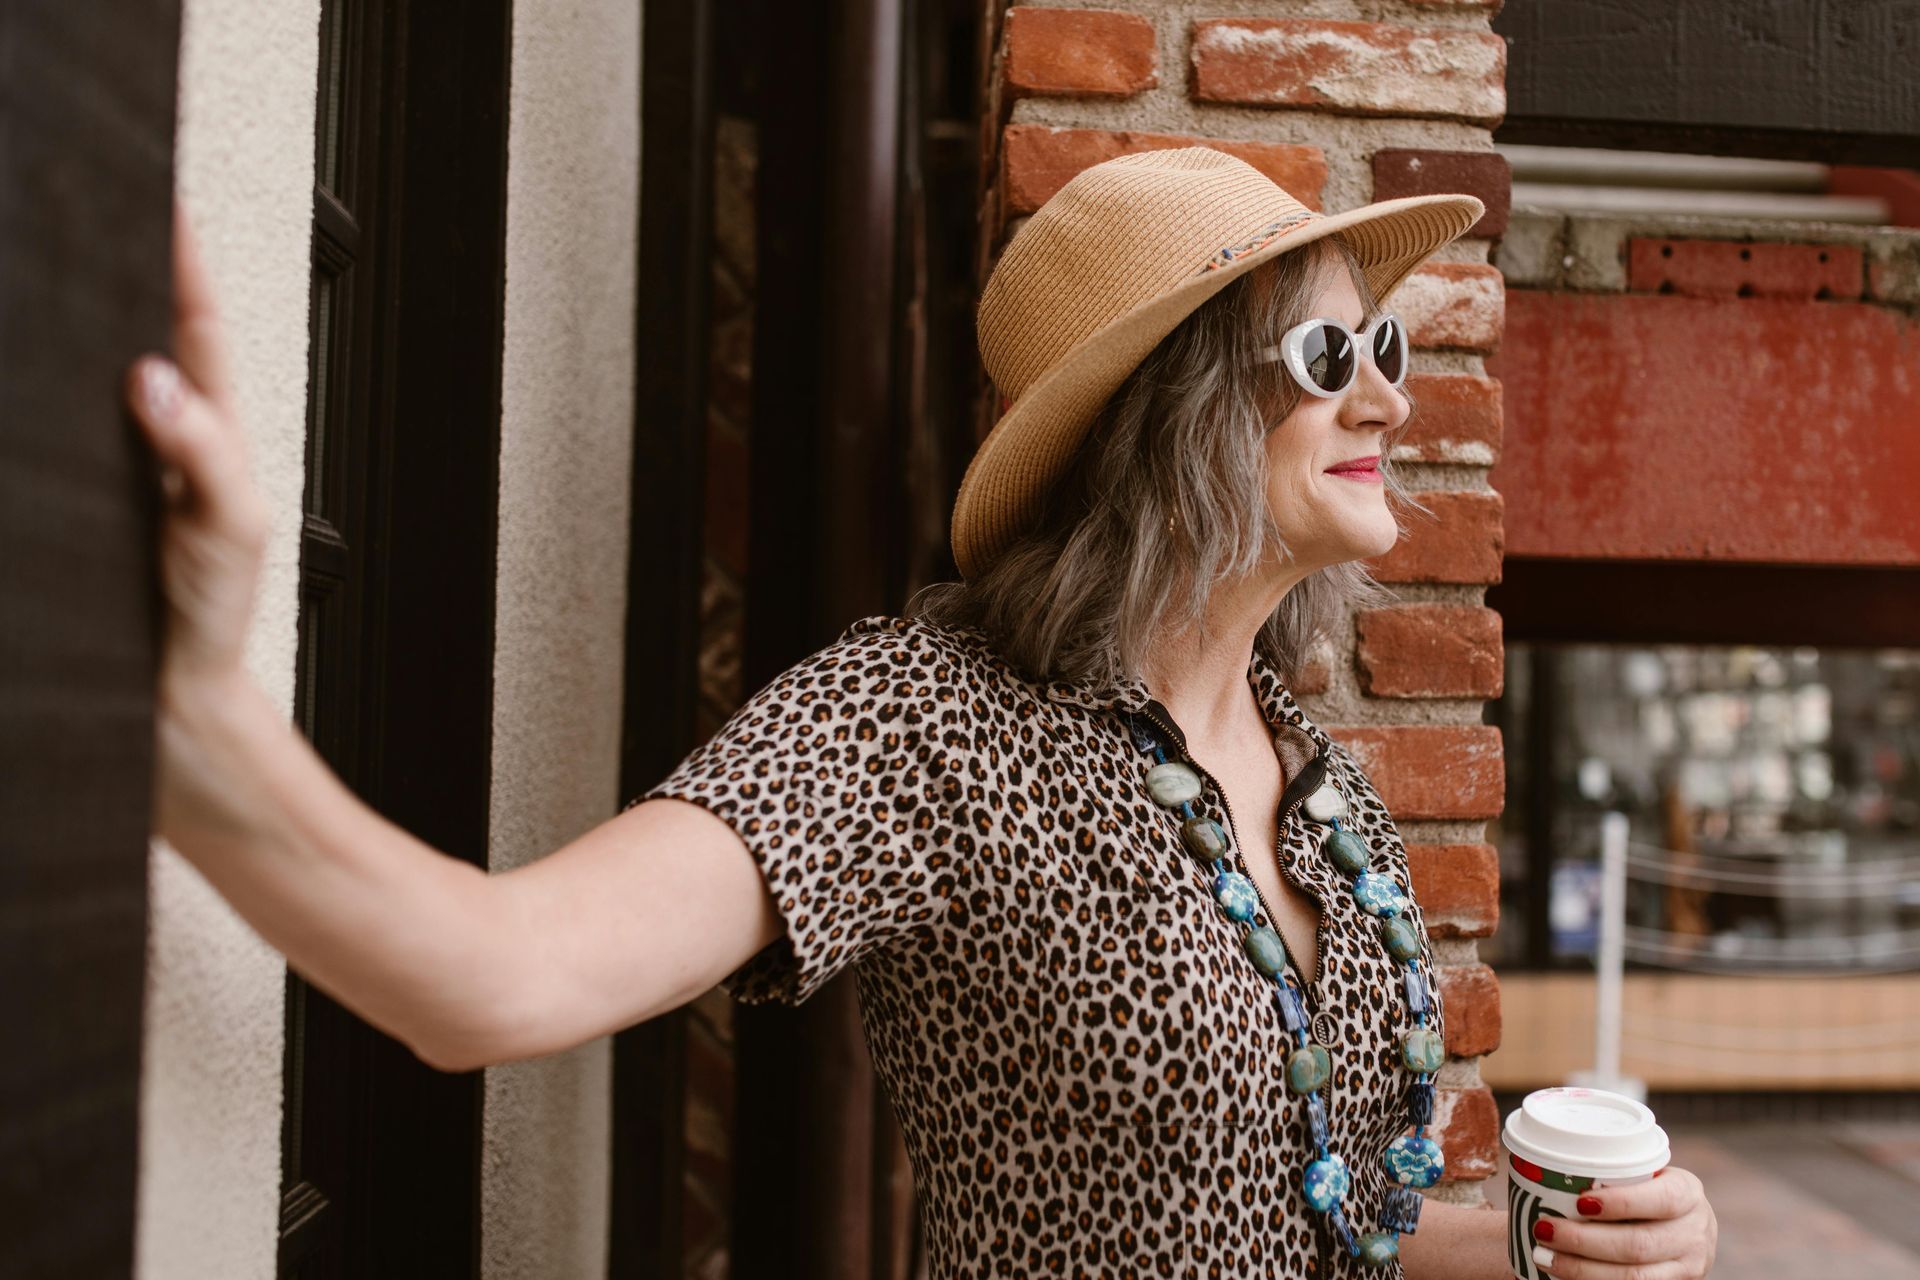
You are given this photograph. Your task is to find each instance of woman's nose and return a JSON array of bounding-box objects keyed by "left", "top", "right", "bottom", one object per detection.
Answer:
[{"left": 1340, "top": 353, "right": 1409, "bottom": 432}]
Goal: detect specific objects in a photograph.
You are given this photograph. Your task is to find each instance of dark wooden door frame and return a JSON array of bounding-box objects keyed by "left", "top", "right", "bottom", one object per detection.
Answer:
[
  {"left": 0, "top": 2, "right": 180, "bottom": 1273},
  {"left": 608, "top": 2, "right": 715, "bottom": 1277},
  {"left": 280, "top": 0, "right": 512, "bottom": 1274},
  {"left": 607, "top": 0, "right": 982, "bottom": 1274}
]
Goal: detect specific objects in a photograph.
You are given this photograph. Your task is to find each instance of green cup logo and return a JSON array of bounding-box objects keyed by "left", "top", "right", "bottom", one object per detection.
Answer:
[{"left": 1503, "top": 1148, "right": 1590, "bottom": 1280}]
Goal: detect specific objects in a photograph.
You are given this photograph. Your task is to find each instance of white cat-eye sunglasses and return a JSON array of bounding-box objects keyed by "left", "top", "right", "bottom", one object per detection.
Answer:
[{"left": 1251, "top": 313, "right": 1409, "bottom": 399}]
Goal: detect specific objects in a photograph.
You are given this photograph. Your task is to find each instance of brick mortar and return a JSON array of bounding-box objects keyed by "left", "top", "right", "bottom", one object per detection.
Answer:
[
  {"left": 1392, "top": 461, "right": 1500, "bottom": 493},
  {"left": 1008, "top": 0, "right": 1505, "bottom": 35},
  {"left": 1007, "top": 100, "right": 1491, "bottom": 210},
  {"left": 1397, "top": 818, "right": 1495, "bottom": 846}
]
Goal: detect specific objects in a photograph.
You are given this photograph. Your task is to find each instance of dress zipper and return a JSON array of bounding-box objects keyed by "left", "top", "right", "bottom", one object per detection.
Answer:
[{"left": 1136, "top": 701, "right": 1330, "bottom": 1000}]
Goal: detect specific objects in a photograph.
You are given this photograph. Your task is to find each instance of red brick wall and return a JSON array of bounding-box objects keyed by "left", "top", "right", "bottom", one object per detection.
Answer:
[{"left": 980, "top": 1, "right": 1510, "bottom": 1204}]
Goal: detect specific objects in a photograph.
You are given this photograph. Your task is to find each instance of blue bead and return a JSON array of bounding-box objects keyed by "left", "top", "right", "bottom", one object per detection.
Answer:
[
  {"left": 1183, "top": 816, "right": 1231, "bottom": 862},
  {"left": 1404, "top": 966, "right": 1429, "bottom": 1018},
  {"left": 1244, "top": 926, "right": 1289, "bottom": 977},
  {"left": 1384, "top": 1134, "right": 1447, "bottom": 1188},
  {"left": 1401, "top": 1027, "right": 1445, "bottom": 1074},
  {"left": 1407, "top": 1080, "right": 1435, "bottom": 1126},
  {"left": 1128, "top": 721, "right": 1160, "bottom": 753},
  {"left": 1357, "top": 1232, "right": 1400, "bottom": 1267},
  {"left": 1323, "top": 828, "right": 1371, "bottom": 876},
  {"left": 1380, "top": 915, "right": 1422, "bottom": 961},
  {"left": 1306, "top": 1091, "right": 1330, "bottom": 1147},
  {"left": 1383, "top": 1186, "right": 1425, "bottom": 1234},
  {"left": 1145, "top": 761, "right": 1203, "bottom": 806},
  {"left": 1212, "top": 870, "right": 1260, "bottom": 921},
  {"left": 1329, "top": 1203, "right": 1359, "bottom": 1254},
  {"left": 1275, "top": 982, "right": 1308, "bottom": 1033},
  {"left": 1302, "top": 1155, "right": 1351, "bottom": 1212},
  {"left": 1352, "top": 872, "right": 1409, "bottom": 917}
]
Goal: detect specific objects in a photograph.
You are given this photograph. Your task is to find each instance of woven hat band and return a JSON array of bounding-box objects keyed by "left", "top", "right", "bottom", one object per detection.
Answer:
[{"left": 978, "top": 150, "right": 1318, "bottom": 406}]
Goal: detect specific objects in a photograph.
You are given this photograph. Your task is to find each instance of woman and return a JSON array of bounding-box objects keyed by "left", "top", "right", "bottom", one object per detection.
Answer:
[{"left": 130, "top": 148, "right": 1716, "bottom": 1278}]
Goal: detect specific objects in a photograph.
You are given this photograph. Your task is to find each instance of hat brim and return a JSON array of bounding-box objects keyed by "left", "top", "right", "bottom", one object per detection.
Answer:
[{"left": 950, "top": 193, "right": 1484, "bottom": 580}]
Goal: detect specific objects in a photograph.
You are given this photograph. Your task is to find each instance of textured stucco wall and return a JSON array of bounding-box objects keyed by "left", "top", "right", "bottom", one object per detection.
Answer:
[
  {"left": 482, "top": 0, "right": 641, "bottom": 1274},
  {"left": 138, "top": 1, "right": 319, "bottom": 1276}
]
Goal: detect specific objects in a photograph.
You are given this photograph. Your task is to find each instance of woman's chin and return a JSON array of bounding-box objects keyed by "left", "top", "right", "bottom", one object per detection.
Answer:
[{"left": 1332, "top": 518, "right": 1401, "bottom": 565}]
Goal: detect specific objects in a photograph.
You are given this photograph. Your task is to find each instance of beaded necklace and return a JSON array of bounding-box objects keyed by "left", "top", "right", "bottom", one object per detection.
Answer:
[{"left": 1126, "top": 714, "right": 1444, "bottom": 1270}]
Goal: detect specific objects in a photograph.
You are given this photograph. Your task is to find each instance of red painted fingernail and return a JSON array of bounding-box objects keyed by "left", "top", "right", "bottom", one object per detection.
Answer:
[
  {"left": 1533, "top": 1220, "right": 1555, "bottom": 1242},
  {"left": 1577, "top": 1196, "right": 1603, "bottom": 1216}
]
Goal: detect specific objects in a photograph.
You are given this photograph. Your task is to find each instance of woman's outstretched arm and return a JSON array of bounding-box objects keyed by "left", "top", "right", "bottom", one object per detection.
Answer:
[{"left": 133, "top": 212, "right": 781, "bottom": 1073}]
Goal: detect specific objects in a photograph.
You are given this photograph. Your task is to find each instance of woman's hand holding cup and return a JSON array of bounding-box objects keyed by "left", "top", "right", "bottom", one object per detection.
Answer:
[{"left": 1529, "top": 1164, "right": 1719, "bottom": 1279}]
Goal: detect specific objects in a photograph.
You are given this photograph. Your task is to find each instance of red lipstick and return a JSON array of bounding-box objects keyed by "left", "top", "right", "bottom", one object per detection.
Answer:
[{"left": 1325, "top": 454, "right": 1382, "bottom": 483}]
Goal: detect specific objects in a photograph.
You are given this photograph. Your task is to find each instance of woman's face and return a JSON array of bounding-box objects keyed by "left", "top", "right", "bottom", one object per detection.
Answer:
[{"left": 1259, "top": 262, "right": 1409, "bottom": 572}]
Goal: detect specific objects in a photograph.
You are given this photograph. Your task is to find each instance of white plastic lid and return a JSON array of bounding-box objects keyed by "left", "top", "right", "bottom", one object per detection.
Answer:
[{"left": 1502, "top": 1087, "right": 1671, "bottom": 1180}]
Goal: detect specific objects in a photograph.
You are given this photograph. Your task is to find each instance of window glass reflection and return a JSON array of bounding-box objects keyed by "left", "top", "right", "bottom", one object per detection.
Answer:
[{"left": 1487, "top": 645, "right": 1920, "bottom": 974}]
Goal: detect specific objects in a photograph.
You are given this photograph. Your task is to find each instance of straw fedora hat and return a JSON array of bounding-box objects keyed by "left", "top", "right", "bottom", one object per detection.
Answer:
[{"left": 951, "top": 146, "right": 1484, "bottom": 579}]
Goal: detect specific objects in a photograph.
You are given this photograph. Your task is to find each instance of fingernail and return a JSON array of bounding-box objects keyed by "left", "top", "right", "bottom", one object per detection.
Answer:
[
  {"left": 1576, "top": 1195, "right": 1602, "bottom": 1216},
  {"left": 139, "top": 359, "right": 183, "bottom": 424},
  {"left": 1532, "top": 1220, "right": 1555, "bottom": 1242},
  {"left": 1532, "top": 1244, "right": 1555, "bottom": 1270}
]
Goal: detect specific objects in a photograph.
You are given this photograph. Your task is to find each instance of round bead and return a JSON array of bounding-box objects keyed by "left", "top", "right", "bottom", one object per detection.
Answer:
[
  {"left": 1302, "top": 1155, "right": 1351, "bottom": 1212},
  {"left": 1144, "top": 761, "right": 1202, "bottom": 807},
  {"left": 1182, "top": 815, "right": 1230, "bottom": 861},
  {"left": 1302, "top": 783, "right": 1348, "bottom": 823},
  {"left": 1380, "top": 915, "right": 1422, "bottom": 961},
  {"left": 1243, "top": 926, "right": 1288, "bottom": 977},
  {"left": 1213, "top": 871, "right": 1260, "bottom": 922},
  {"left": 1285, "top": 1042, "right": 1332, "bottom": 1095},
  {"left": 1401, "top": 1026, "right": 1445, "bottom": 1074},
  {"left": 1384, "top": 1134, "right": 1446, "bottom": 1188},
  {"left": 1353, "top": 872, "right": 1409, "bottom": 918},
  {"left": 1323, "top": 829, "right": 1372, "bottom": 876},
  {"left": 1357, "top": 1233, "right": 1401, "bottom": 1267}
]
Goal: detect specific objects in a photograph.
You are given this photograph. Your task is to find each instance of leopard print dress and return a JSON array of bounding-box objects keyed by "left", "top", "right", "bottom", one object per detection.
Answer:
[{"left": 638, "top": 614, "right": 1449, "bottom": 1279}]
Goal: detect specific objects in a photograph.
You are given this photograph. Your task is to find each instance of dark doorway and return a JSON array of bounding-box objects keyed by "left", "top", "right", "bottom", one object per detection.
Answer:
[
  {"left": 279, "top": 1, "right": 511, "bottom": 1274},
  {"left": 609, "top": 0, "right": 984, "bottom": 1276}
]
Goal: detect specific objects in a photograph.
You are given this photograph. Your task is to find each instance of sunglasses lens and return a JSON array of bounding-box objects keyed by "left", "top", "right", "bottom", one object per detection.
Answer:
[
  {"left": 1372, "top": 316, "right": 1407, "bottom": 384},
  {"left": 1298, "top": 322, "right": 1354, "bottom": 393}
]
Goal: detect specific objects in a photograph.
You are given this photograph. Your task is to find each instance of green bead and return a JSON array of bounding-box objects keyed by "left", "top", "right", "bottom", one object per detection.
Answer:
[
  {"left": 1285, "top": 1042, "right": 1332, "bottom": 1094},
  {"left": 1381, "top": 915, "right": 1422, "bottom": 962},
  {"left": 1358, "top": 1232, "right": 1401, "bottom": 1267},
  {"left": 1182, "top": 816, "right": 1230, "bottom": 861},
  {"left": 1145, "top": 761, "right": 1202, "bottom": 807},
  {"left": 1323, "top": 829, "right": 1371, "bottom": 876},
  {"left": 1243, "top": 926, "right": 1288, "bottom": 977},
  {"left": 1401, "top": 1026, "right": 1445, "bottom": 1074}
]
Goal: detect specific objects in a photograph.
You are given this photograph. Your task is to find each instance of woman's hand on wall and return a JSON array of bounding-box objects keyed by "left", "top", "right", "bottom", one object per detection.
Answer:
[
  {"left": 1530, "top": 1166, "right": 1719, "bottom": 1279},
  {"left": 125, "top": 209, "right": 272, "bottom": 702}
]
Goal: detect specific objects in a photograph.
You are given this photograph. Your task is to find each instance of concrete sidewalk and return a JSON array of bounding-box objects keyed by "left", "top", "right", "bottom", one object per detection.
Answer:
[{"left": 1666, "top": 1122, "right": 1920, "bottom": 1279}]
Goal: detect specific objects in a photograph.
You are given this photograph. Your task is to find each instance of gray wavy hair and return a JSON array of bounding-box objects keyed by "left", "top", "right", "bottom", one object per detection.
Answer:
[{"left": 911, "top": 234, "right": 1429, "bottom": 692}]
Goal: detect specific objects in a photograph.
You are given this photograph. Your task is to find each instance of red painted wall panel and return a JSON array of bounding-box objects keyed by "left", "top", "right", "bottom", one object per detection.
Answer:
[{"left": 1489, "top": 292, "right": 1920, "bottom": 566}]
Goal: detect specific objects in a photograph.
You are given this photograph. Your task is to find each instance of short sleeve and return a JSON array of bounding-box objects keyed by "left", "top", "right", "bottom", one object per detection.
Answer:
[
  {"left": 636, "top": 616, "right": 970, "bottom": 1006},
  {"left": 1324, "top": 740, "right": 1447, "bottom": 1046}
]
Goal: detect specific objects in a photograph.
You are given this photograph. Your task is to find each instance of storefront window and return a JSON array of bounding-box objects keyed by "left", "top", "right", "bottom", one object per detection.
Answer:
[{"left": 1487, "top": 644, "right": 1920, "bottom": 974}]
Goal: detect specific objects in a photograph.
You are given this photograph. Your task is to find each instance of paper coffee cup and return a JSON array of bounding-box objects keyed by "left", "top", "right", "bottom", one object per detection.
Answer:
[{"left": 1501, "top": 1087, "right": 1671, "bottom": 1280}]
